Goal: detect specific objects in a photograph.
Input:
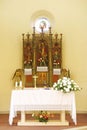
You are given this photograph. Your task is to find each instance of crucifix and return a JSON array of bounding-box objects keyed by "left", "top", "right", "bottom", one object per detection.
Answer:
[{"left": 33, "top": 75, "right": 38, "bottom": 88}]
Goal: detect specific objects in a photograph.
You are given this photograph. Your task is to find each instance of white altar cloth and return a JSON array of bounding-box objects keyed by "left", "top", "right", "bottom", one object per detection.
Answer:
[{"left": 9, "top": 89, "right": 77, "bottom": 125}]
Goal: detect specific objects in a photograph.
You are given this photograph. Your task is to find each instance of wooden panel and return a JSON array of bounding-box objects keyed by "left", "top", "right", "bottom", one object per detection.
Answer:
[
  {"left": 25, "top": 75, "right": 33, "bottom": 87},
  {"left": 37, "top": 72, "right": 48, "bottom": 87},
  {"left": 53, "top": 75, "right": 60, "bottom": 82}
]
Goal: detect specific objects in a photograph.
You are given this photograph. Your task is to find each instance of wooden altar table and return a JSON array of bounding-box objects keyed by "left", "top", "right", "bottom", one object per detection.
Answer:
[{"left": 9, "top": 89, "right": 77, "bottom": 126}]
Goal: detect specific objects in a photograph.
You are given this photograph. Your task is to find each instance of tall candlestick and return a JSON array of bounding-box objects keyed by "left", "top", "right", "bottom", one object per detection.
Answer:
[{"left": 33, "top": 75, "right": 38, "bottom": 88}]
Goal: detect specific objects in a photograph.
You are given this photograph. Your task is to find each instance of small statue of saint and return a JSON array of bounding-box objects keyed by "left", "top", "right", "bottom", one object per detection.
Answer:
[{"left": 12, "top": 69, "right": 24, "bottom": 89}]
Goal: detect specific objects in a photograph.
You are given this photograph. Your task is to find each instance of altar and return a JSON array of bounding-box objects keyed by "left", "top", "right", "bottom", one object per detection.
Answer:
[{"left": 9, "top": 89, "right": 77, "bottom": 126}]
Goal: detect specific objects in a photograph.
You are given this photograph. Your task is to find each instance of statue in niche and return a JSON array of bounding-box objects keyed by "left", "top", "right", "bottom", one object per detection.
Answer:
[
  {"left": 39, "top": 20, "right": 46, "bottom": 30},
  {"left": 37, "top": 40, "right": 48, "bottom": 66},
  {"left": 23, "top": 43, "right": 32, "bottom": 68},
  {"left": 53, "top": 42, "right": 61, "bottom": 68}
]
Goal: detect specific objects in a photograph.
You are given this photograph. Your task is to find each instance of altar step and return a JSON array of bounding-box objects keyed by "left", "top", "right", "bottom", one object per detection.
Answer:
[{"left": 18, "top": 120, "right": 69, "bottom": 126}]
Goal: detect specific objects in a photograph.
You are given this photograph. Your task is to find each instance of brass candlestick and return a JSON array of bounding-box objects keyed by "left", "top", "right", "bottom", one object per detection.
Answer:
[{"left": 33, "top": 75, "right": 38, "bottom": 88}]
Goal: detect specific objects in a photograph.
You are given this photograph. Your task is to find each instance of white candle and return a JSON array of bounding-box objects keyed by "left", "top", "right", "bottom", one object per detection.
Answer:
[
  {"left": 15, "top": 82, "right": 18, "bottom": 87},
  {"left": 20, "top": 81, "right": 22, "bottom": 87}
]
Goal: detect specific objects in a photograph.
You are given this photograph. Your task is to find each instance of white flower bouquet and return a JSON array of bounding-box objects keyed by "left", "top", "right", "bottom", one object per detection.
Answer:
[{"left": 53, "top": 77, "right": 81, "bottom": 93}]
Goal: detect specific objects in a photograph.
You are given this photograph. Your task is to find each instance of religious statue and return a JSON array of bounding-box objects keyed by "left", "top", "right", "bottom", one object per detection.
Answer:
[
  {"left": 23, "top": 43, "right": 32, "bottom": 68},
  {"left": 12, "top": 69, "right": 24, "bottom": 89},
  {"left": 37, "top": 41, "right": 48, "bottom": 66},
  {"left": 53, "top": 42, "right": 61, "bottom": 68},
  {"left": 60, "top": 68, "right": 70, "bottom": 78}
]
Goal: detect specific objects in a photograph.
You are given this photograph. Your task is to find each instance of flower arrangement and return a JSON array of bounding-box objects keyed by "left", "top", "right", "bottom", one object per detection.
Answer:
[
  {"left": 38, "top": 58, "right": 46, "bottom": 66},
  {"left": 53, "top": 77, "right": 81, "bottom": 93},
  {"left": 32, "top": 111, "right": 49, "bottom": 123}
]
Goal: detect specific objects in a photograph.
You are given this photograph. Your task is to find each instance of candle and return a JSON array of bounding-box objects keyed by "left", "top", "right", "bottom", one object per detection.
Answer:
[
  {"left": 15, "top": 82, "right": 18, "bottom": 87},
  {"left": 20, "top": 81, "right": 22, "bottom": 87}
]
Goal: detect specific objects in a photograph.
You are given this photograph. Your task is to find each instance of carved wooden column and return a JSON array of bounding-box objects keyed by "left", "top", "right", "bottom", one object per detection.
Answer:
[
  {"left": 60, "top": 33, "right": 62, "bottom": 68},
  {"left": 48, "top": 27, "right": 53, "bottom": 87},
  {"left": 22, "top": 33, "right": 25, "bottom": 68},
  {"left": 32, "top": 27, "right": 37, "bottom": 87}
]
